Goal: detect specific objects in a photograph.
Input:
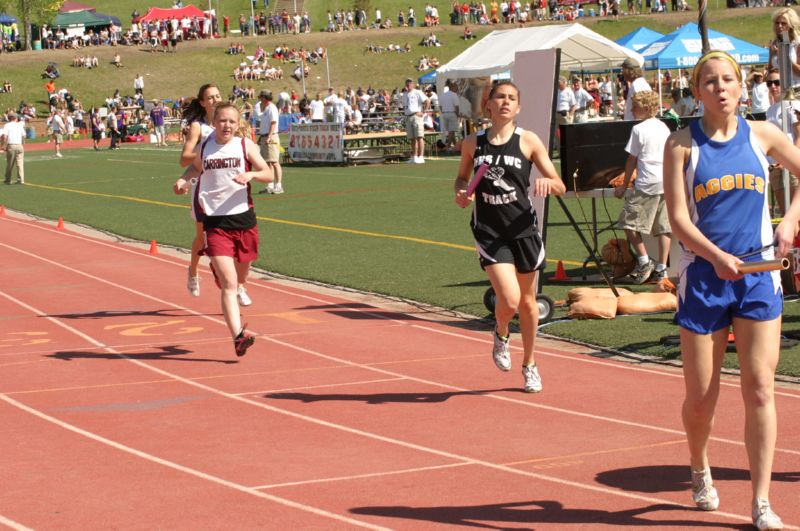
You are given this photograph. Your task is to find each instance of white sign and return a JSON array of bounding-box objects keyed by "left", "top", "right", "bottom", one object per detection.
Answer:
[{"left": 287, "top": 123, "right": 344, "bottom": 162}]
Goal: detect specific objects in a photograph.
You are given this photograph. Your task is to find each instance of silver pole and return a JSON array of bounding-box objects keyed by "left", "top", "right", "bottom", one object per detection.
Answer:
[
  {"left": 325, "top": 51, "right": 331, "bottom": 87},
  {"left": 780, "top": 34, "right": 794, "bottom": 214}
]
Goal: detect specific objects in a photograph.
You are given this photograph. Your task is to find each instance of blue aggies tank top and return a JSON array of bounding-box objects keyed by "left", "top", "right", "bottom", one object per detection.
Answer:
[
  {"left": 471, "top": 127, "right": 537, "bottom": 240},
  {"left": 685, "top": 116, "right": 772, "bottom": 258}
]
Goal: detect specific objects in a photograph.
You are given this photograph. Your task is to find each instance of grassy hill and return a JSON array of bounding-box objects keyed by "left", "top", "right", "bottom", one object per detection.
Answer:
[{"left": 0, "top": 3, "right": 774, "bottom": 114}]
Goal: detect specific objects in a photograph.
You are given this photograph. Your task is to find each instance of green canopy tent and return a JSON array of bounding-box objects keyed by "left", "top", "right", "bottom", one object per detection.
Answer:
[{"left": 54, "top": 10, "right": 110, "bottom": 29}]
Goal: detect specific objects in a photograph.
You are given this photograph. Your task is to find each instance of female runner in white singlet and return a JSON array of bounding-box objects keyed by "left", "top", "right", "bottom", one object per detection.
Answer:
[
  {"left": 664, "top": 50, "right": 800, "bottom": 529},
  {"left": 193, "top": 103, "right": 272, "bottom": 357},
  {"left": 174, "top": 84, "right": 221, "bottom": 298},
  {"left": 454, "top": 80, "right": 565, "bottom": 393}
]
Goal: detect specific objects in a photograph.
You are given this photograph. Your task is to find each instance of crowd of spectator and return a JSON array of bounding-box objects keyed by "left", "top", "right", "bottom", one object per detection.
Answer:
[{"left": 227, "top": 43, "right": 326, "bottom": 83}]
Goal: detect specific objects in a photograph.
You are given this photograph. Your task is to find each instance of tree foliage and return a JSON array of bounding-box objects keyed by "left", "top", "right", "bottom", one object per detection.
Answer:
[{"left": 15, "top": 0, "right": 63, "bottom": 50}]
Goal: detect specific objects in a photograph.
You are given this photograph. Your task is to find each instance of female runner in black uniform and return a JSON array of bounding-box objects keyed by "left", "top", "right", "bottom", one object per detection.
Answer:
[{"left": 455, "top": 80, "right": 565, "bottom": 392}]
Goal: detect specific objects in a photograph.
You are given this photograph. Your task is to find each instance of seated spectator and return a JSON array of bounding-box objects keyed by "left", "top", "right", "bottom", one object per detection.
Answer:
[
  {"left": 420, "top": 33, "right": 441, "bottom": 47},
  {"left": 463, "top": 25, "right": 475, "bottom": 39},
  {"left": 2, "top": 81, "right": 12, "bottom": 93},
  {"left": 417, "top": 55, "right": 430, "bottom": 71},
  {"left": 42, "top": 63, "right": 60, "bottom": 79},
  {"left": 429, "top": 57, "right": 441, "bottom": 68},
  {"left": 112, "top": 53, "right": 122, "bottom": 68}
]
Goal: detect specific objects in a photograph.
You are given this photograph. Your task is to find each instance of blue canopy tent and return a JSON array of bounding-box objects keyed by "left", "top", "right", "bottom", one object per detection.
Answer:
[
  {"left": 94, "top": 12, "right": 122, "bottom": 26},
  {"left": 0, "top": 13, "right": 17, "bottom": 24},
  {"left": 640, "top": 22, "right": 767, "bottom": 70},
  {"left": 616, "top": 27, "right": 663, "bottom": 53},
  {"left": 418, "top": 70, "right": 436, "bottom": 86},
  {"left": 640, "top": 22, "right": 768, "bottom": 103}
]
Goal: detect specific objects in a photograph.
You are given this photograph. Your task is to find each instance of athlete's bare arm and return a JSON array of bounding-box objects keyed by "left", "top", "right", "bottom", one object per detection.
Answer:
[{"left": 454, "top": 133, "right": 478, "bottom": 208}]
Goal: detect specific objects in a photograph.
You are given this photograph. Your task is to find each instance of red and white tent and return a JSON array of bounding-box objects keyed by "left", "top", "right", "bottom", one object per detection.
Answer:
[{"left": 137, "top": 5, "right": 206, "bottom": 22}]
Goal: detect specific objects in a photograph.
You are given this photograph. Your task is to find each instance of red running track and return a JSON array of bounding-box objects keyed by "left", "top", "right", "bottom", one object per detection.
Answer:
[{"left": 1, "top": 212, "right": 799, "bottom": 530}]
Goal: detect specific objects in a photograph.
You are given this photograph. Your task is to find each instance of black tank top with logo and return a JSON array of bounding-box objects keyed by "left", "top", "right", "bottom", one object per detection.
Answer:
[{"left": 471, "top": 127, "right": 538, "bottom": 240}]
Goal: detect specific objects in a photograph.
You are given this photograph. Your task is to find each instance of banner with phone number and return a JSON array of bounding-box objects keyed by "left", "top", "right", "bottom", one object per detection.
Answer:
[{"left": 287, "top": 123, "right": 344, "bottom": 163}]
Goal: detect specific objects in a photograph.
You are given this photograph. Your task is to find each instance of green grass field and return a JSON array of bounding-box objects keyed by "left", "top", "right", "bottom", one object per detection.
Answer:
[{"left": 4, "top": 145, "right": 800, "bottom": 377}]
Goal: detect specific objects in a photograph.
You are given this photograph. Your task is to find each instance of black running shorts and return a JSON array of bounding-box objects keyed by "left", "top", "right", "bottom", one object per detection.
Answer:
[{"left": 475, "top": 233, "right": 546, "bottom": 274}]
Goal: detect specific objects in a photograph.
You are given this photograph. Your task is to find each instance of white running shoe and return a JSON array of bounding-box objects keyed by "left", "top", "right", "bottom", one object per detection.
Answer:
[
  {"left": 273, "top": 185, "right": 284, "bottom": 194},
  {"left": 492, "top": 327, "right": 511, "bottom": 371},
  {"left": 691, "top": 469, "right": 720, "bottom": 511},
  {"left": 752, "top": 498, "right": 783, "bottom": 530},
  {"left": 187, "top": 268, "right": 200, "bottom": 297},
  {"left": 522, "top": 365, "right": 542, "bottom": 393},
  {"left": 56, "top": 153, "right": 63, "bottom": 158},
  {"left": 415, "top": 157, "right": 425, "bottom": 164},
  {"left": 237, "top": 286, "right": 252, "bottom": 306}
]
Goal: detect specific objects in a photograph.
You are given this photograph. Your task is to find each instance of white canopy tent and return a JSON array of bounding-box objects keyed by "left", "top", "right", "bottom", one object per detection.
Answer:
[{"left": 435, "top": 23, "right": 644, "bottom": 94}]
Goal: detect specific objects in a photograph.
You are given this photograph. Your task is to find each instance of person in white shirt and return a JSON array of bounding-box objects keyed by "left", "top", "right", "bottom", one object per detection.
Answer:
[
  {"left": 51, "top": 109, "right": 65, "bottom": 158},
  {"left": 620, "top": 57, "right": 652, "bottom": 121},
  {"left": 0, "top": 112, "right": 26, "bottom": 184},
  {"left": 599, "top": 75, "right": 614, "bottom": 116},
  {"left": 614, "top": 91, "right": 672, "bottom": 284},
  {"left": 134, "top": 73, "right": 145, "bottom": 95},
  {"left": 256, "top": 90, "right": 284, "bottom": 194},
  {"left": 438, "top": 80, "right": 461, "bottom": 149},
  {"left": 571, "top": 77, "right": 595, "bottom": 124},
  {"left": 555, "top": 76, "right": 577, "bottom": 125},
  {"left": 764, "top": 68, "right": 800, "bottom": 215},
  {"left": 323, "top": 87, "right": 337, "bottom": 122},
  {"left": 331, "top": 92, "right": 348, "bottom": 124},
  {"left": 748, "top": 70, "right": 769, "bottom": 121},
  {"left": 402, "top": 78, "right": 429, "bottom": 163},
  {"left": 309, "top": 93, "right": 325, "bottom": 122}
]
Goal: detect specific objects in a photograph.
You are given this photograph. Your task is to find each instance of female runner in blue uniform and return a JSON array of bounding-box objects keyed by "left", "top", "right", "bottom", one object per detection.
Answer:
[
  {"left": 454, "top": 80, "right": 565, "bottom": 393},
  {"left": 663, "top": 51, "right": 800, "bottom": 530},
  {"left": 193, "top": 103, "right": 273, "bottom": 357}
]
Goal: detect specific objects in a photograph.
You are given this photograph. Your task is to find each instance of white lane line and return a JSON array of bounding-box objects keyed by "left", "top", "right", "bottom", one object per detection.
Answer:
[
  {"left": 253, "top": 462, "right": 470, "bottom": 490},
  {"left": 5, "top": 215, "right": 800, "bottom": 401},
  {"left": 0, "top": 289, "right": 761, "bottom": 528},
  {"left": 2, "top": 237, "right": 800, "bottom": 458},
  {"left": 0, "top": 514, "right": 33, "bottom": 531},
  {"left": 234, "top": 377, "right": 406, "bottom": 396},
  {"left": 0, "top": 393, "right": 387, "bottom": 530}
]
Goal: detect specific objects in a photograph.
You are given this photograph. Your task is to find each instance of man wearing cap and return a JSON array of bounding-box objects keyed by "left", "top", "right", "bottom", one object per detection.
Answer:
[
  {"left": 621, "top": 57, "right": 651, "bottom": 121},
  {"left": 747, "top": 69, "right": 769, "bottom": 121},
  {"left": 403, "top": 78, "right": 429, "bottom": 164},
  {"left": 257, "top": 90, "right": 283, "bottom": 194},
  {"left": 0, "top": 112, "right": 25, "bottom": 185},
  {"left": 571, "top": 77, "right": 594, "bottom": 124}
]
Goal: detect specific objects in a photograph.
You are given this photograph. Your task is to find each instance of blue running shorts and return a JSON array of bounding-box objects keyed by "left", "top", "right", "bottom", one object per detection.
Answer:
[{"left": 676, "top": 256, "right": 783, "bottom": 334}]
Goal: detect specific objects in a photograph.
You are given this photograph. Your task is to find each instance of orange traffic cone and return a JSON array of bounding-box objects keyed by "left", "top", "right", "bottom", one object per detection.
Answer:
[
  {"left": 148, "top": 240, "right": 158, "bottom": 256},
  {"left": 551, "top": 260, "right": 568, "bottom": 281},
  {"left": 0, "top": 205, "right": 5, "bottom": 217},
  {"left": 56, "top": 216, "right": 65, "bottom": 231}
]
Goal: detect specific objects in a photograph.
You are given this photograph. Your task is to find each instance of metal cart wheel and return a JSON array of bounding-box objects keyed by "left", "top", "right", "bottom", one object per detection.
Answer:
[{"left": 482, "top": 288, "right": 555, "bottom": 324}]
